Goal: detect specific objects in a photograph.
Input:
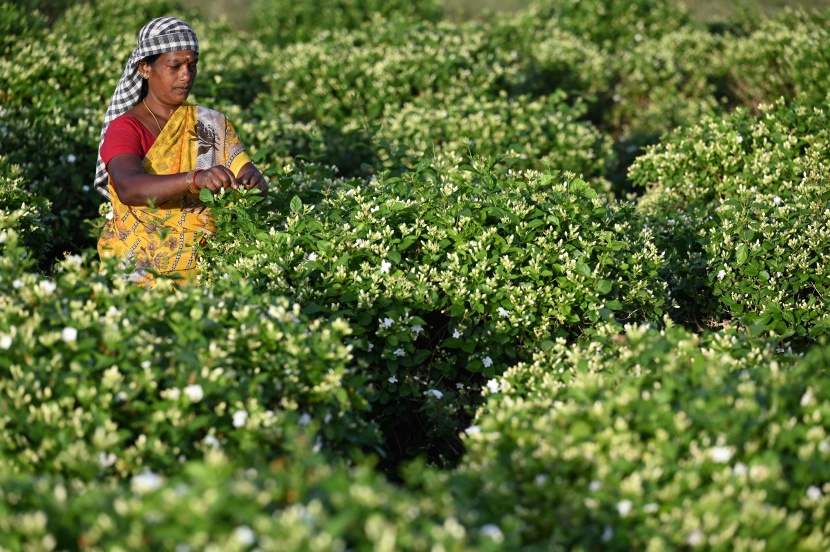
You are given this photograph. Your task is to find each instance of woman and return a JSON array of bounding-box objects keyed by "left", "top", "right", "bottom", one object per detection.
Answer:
[{"left": 94, "top": 16, "right": 267, "bottom": 287}]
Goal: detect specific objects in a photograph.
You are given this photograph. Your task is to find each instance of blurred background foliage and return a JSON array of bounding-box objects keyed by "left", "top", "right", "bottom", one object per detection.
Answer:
[{"left": 20, "top": 0, "right": 829, "bottom": 26}]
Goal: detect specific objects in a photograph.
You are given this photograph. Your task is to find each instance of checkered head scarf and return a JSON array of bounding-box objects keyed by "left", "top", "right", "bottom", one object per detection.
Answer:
[{"left": 93, "top": 17, "right": 199, "bottom": 198}]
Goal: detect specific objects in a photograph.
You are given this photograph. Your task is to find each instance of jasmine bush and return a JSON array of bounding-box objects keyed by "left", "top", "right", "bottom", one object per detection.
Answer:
[
  {"left": 518, "top": 0, "right": 692, "bottom": 52},
  {"left": 198, "top": 160, "right": 668, "bottom": 463},
  {"left": 0, "top": 223, "right": 379, "bottom": 480},
  {"left": 630, "top": 98, "right": 830, "bottom": 335},
  {"left": 0, "top": 445, "right": 503, "bottom": 551},
  {"left": 0, "top": 159, "right": 52, "bottom": 264},
  {"left": 249, "top": 0, "right": 444, "bottom": 47},
  {"left": 722, "top": 10, "right": 830, "bottom": 110},
  {"left": 455, "top": 321, "right": 822, "bottom": 550}
]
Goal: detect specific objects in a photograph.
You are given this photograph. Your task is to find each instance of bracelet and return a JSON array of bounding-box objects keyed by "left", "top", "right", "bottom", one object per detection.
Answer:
[
  {"left": 185, "top": 170, "right": 195, "bottom": 194},
  {"left": 187, "top": 169, "right": 203, "bottom": 196}
]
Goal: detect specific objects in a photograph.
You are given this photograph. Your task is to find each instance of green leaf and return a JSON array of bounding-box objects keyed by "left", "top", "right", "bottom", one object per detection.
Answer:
[
  {"left": 575, "top": 262, "right": 592, "bottom": 278},
  {"left": 199, "top": 187, "right": 213, "bottom": 203},
  {"left": 736, "top": 243, "right": 749, "bottom": 266},
  {"left": 596, "top": 279, "right": 612, "bottom": 294},
  {"left": 290, "top": 195, "right": 303, "bottom": 213}
]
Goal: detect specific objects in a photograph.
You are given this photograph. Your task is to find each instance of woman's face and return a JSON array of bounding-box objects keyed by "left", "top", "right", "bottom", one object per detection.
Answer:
[{"left": 140, "top": 49, "right": 198, "bottom": 106}]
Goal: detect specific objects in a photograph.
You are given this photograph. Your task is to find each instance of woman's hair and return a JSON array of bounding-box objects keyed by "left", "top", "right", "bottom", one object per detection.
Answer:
[{"left": 138, "top": 53, "right": 162, "bottom": 100}]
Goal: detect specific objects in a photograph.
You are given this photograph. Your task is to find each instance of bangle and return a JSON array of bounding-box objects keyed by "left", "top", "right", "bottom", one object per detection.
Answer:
[
  {"left": 188, "top": 169, "right": 203, "bottom": 195},
  {"left": 185, "top": 170, "right": 195, "bottom": 194}
]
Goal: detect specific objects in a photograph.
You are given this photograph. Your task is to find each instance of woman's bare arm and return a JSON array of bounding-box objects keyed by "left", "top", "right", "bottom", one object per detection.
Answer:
[{"left": 107, "top": 154, "right": 236, "bottom": 206}]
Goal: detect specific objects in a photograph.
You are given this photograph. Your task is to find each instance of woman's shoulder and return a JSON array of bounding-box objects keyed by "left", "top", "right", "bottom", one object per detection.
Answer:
[{"left": 106, "top": 113, "right": 145, "bottom": 134}]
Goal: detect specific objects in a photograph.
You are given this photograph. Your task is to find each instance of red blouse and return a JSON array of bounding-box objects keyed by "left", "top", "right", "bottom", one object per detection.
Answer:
[{"left": 100, "top": 115, "right": 157, "bottom": 167}]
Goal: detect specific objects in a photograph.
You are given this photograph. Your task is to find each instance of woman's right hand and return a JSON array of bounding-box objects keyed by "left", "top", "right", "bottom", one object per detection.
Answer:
[{"left": 194, "top": 165, "right": 236, "bottom": 193}]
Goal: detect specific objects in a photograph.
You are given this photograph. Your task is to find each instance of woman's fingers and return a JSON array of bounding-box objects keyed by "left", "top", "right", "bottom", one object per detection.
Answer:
[
  {"left": 195, "top": 166, "right": 236, "bottom": 192},
  {"left": 237, "top": 168, "right": 269, "bottom": 194}
]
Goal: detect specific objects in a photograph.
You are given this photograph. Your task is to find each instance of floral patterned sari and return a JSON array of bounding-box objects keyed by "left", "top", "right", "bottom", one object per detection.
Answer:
[{"left": 98, "top": 102, "right": 250, "bottom": 287}]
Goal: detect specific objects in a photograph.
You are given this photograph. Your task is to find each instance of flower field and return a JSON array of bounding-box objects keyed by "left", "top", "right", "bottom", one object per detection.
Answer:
[{"left": 3, "top": 0, "right": 830, "bottom": 549}]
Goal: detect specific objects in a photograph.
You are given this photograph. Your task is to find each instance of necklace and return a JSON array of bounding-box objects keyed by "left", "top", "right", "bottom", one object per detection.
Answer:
[{"left": 143, "top": 99, "right": 163, "bottom": 134}]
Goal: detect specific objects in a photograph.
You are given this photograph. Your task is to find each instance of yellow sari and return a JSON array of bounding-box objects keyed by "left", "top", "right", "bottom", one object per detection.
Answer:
[{"left": 98, "top": 102, "right": 251, "bottom": 287}]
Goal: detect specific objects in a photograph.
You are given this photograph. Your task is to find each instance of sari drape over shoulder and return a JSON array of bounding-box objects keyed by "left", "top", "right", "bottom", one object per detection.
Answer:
[{"left": 98, "top": 102, "right": 251, "bottom": 287}]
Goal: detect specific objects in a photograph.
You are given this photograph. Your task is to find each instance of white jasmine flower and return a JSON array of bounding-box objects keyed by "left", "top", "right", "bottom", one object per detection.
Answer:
[
  {"left": 393, "top": 348, "right": 405, "bottom": 357},
  {"left": 388, "top": 375, "right": 398, "bottom": 384},
  {"left": 82, "top": 185, "right": 90, "bottom": 192},
  {"left": 0, "top": 336, "right": 11, "bottom": 350},
  {"left": 98, "top": 452, "right": 117, "bottom": 468},
  {"left": 165, "top": 387, "right": 181, "bottom": 401},
  {"left": 486, "top": 379, "right": 501, "bottom": 393},
  {"left": 410, "top": 325, "right": 423, "bottom": 334},
  {"left": 687, "top": 530, "right": 705, "bottom": 547},
  {"left": 424, "top": 389, "right": 443, "bottom": 399},
  {"left": 380, "top": 260, "right": 391, "bottom": 273},
  {"left": 534, "top": 474, "right": 547, "bottom": 486},
  {"left": 736, "top": 135, "right": 743, "bottom": 144},
  {"left": 306, "top": 252, "right": 318, "bottom": 262},
  {"left": 38, "top": 280, "right": 57, "bottom": 295},
  {"left": 131, "top": 470, "right": 163, "bottom": 494},
  {"left": 67, "top": 154, "right": 76, "bottom": 163},
  {"left": 807, "top": 486, "right": 822, "bottom": 501},
  {"left": 106, "top": 211, "right": 114, "bottom": 220},
  {"left": 589, "top": 480, "right": 601, "bottom": 492},
  {"left": 616, "top": 499, "right": 633, "bottom": 517},
  {"left": 456, "top": 383, "right": 464, "bottom": 390},
  {"left": 801, "top": 388, "right": 814, "bottom": 407},
  {"left": 717, "top": 270, "right": 726, "bottom": 280},
  {"left": 65, "top": 254, "right": 82, "bottom": 267},
  {"left": 61, "top": 327, "right": 78, "bottom": 343},
  {"left": 298, "top": 413, "right": 312, "bottom": 426},
  {"left": 233, "top": 525, "right": 256, "bottom": 546},
  {"left": 497, "top": 307, "right": 510, "bottom": 317},
  {"left": 382, "top": 317, "right": 394, "bottom": 328},
  {"left": 232, "top": 410, "right": 248, "bottom": 428},
  {"left": 732, "top": 462, "right": 748, "bottom": 477},
  {"left": 479, "top": 524, "right": 504, "bottom": 542},
  {"left": 773, "top": 196, "right": 782, "bottom": 206},
  {"left": 452, "top": 329, "right": 462, "bottom": 339},
  {"left": 184, "top": 384, "right": 204, "bottom": 402},
  {"left": 203, "top": 435, "right": 220, "bottom": 447},
  {"left": 709, "top": 446, "right": 733, "bottom": 464},
  {"left": 465, "top": 425, "right": 481, "bottom": 435},
  {"left": 482, "top": 356, "right": 493, "bottom": 368},
  {"left": 12, "top": 279, "right": 23, "bottom": 289},
  {"left": 370, "top": 205, "right": 380, "bottom": 213}
]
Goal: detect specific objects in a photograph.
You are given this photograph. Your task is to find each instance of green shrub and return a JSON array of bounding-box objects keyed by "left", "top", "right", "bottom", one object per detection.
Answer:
[
  {"left": 609, "top": 28, "right": 724, "bottom": 142},
  {"left": 0, "top": 159, "right": 52, "bottom": 265},
  {"left": 454, "top": 321, "right": 822, "bottom": 550},
  {"left": 722, "top": 13, "right": 830, "bottom": 109},
  {"left": 375, "top": 91, "right": 615, "bottom": 190},
  {"left": 0, "top": 223, "right": 379, "bottom": 480},
  {"left": 706, "top": 169, "right": 830, "bottom": 338},
  {"left": 249, "top": 0, "right": 444, "bottom": 47},
  {"left": 630, "top": 98, "right": 830, "bottom": 330},
  {"left": 198, "top": 161, "right": 668, "bottom": 463},
  {"left": 518, "top": 0, "right": 692, "bottom": 51},
  {"left": 0, "top": 446, "right": 503, "bottom": 551},
  {"left": 251, "top": 19, "right": 519, "bottom": 126}
]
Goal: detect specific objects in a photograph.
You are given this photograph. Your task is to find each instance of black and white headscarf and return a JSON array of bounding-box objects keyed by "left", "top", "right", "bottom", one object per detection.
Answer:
[{"left": 93, "top": 17, "right": 199, "bottom": 198}]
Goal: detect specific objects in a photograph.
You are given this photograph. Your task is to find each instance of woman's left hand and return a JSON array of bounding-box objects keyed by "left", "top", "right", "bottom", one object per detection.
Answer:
[{"left": 235, "top": 163, "right": 268, "bottom": 195}]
